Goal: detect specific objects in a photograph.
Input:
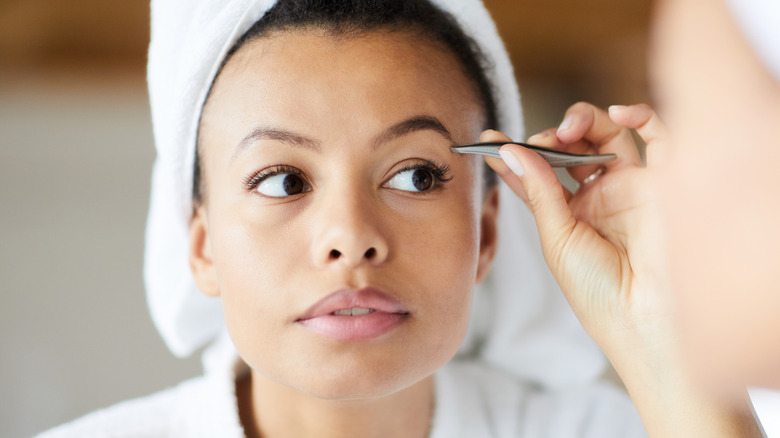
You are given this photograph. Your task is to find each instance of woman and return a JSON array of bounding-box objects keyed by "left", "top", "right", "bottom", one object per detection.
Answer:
[
  {"left": 37, "top": 0, "right": 760, "bottom": 436},
  {"left": 38, "top": 1, "right": 640, "bottom": 436}
]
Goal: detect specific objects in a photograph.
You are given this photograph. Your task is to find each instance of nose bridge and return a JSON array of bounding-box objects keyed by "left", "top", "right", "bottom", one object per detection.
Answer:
[{"left": 311, "top": 183, "right": 389, "bottom": 268}]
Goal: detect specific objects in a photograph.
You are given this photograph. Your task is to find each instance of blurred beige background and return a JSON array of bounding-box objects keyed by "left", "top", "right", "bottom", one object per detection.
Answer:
[{"left": 0, "top": 1, "right": 650, "bottom": 436}]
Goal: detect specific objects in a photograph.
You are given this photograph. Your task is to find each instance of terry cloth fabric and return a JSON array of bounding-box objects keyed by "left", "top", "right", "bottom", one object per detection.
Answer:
[
  {"left": 36, "top": 332, "right": 646, "bottom": 438},
  {"left": 145, "top": 0, "right": 606, "bottom": 390}
]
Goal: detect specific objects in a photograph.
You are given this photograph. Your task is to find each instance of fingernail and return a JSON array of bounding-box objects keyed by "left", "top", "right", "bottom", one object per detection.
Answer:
[
  {"left": 557, "top": 115, "right": 573, "bottom": 133},
  {"left": 498, "top": 149, "right": 524, "bottom": 177},
  {"left": 526, "top": 131, "right": 550, "bottom": 144},
  {"left": 608, "top": 105, "right": 628, "bottom": 113}
]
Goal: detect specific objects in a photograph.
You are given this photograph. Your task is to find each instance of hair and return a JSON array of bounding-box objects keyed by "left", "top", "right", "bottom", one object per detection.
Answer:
[{"left": 194, "top": 0, "right": 499, "bottom": 206}]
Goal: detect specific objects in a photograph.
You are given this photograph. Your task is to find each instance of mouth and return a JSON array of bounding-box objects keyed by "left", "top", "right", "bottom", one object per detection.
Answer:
[{"left": 295, "top": 287, "right": 410, "bottom": 340}]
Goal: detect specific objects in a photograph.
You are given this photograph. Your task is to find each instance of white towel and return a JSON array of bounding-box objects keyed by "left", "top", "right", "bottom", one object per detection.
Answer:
[{"left": 145, "top": 0, "right": 606, "bottom": 390}]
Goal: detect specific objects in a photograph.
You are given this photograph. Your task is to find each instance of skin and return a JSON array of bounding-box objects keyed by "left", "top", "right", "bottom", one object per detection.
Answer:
[
  {"left": 482, "top": 40, "right": 764, "bottom": 438},
  {"left": 651, "top": 0, "right": 780, "bottom": 392},
  {"left": 190, "top": 29, "right": 498, "bottom": 438},
  {"left": 485, "top": 107, "right": 762, "bottom": 435}
]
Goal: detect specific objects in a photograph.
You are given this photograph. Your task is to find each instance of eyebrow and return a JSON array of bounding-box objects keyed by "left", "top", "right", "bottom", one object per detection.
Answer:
[
  {"left": 371, "top": 115, "right": 454, "bottom": 149},
  {"left": 231, "top": 115, "right": 453, "bottom": 163},
  {"left": 232, "top": 128, "right": 321, "bottom": 163}
]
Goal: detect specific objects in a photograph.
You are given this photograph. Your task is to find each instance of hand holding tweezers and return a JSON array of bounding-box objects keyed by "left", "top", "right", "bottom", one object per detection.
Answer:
[{"left": 451, "top": 142, "right": 616, "bottom": 168}]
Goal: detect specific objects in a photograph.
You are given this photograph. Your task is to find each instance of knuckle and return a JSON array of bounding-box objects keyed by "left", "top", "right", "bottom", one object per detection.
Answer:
[
  {"left": 634, "top": 103, "right": 653, "bottom": 112},
  {"left": 568, "top": 101, "right": 592, "bottom": 114},
  {"left": 571, "top": 101, "right": 591, "bottom": 110},
  {"left": 527, "top": 191, "right": 546, "bottom": 213}
]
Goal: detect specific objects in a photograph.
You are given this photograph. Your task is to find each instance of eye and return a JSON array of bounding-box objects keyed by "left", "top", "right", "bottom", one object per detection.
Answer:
[
  {"left": 256, "top": 173, "right": 308, "bottom": 197},
  {"left": 243, "top": 166, "right": 310, "bottom": 198},
  {"left": 386, "top": 168, "right": 435, "bottom": 192},
  {"left": 385, "top": 162, "right": 452, "bottom": 193}
]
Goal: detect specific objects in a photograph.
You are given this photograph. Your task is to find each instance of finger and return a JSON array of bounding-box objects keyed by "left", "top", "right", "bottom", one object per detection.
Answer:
[
  {"left": 528, "top": 126, "right": 609, "bottom": 184},
  {"left": 482, "top": 130, "right": 531, "bottom": 204},
  {"left": 485, "top": 155, "right": 575, "bottom": 206},
  {"left": 568, "top": 164, "right": 604, "bottom": 187},
  {"left": 494, "top": 143, "right": 577, "bottom": 262},
  {"left": 526, "top": 129, "right": 560, "bottom": 148},
  {"left": 528, "top": 128, "right": 591, "bottom": 154},
  {"left": 556, "top": 102, "right": 642, "bottom": 169},
  {"left": 608, "top": 104, "right": 669, "bottom": 144},
  {"left": 608, "top": 104, "right": 670, "bottom": 167},
  {"left": 481, "top": 130, "right": 529, "bottom": 204},
  {"left": 482, "top": 130, "right": 573, "bottom": 204},
  {"left": 480, "top": 128, "right": 511, "bottom": 143}
]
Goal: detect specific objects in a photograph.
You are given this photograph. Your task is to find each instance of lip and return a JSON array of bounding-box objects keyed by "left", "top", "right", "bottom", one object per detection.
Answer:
[{"left": 296, "top": 287, "right": 409, "bottom": 340}]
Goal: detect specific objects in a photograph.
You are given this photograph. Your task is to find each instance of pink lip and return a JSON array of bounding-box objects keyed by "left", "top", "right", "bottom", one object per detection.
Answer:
[{"left": 296, "top": 287, "right": 409, "bottom": 340}]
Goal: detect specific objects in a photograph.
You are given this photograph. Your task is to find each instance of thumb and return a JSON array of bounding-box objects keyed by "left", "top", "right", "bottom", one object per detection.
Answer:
[{"left": 489, "top": 143, "right": 577, "bottom": 261}]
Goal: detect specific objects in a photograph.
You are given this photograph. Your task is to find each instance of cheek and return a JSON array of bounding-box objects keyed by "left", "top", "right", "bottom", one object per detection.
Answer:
[
  {"left": 208, "top": 202, "right": 311, "bottom": 354},
  {"left": 203, "top": 167, "right": 483, "bottom": 398},
  {"left": 405, "top": 201, "right": 479, "bottom": 300},
  {"left": 388, "top": 182, "right": 482, "bottom": 350}
]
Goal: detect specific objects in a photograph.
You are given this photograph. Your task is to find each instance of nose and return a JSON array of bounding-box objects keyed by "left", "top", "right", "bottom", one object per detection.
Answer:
[{"left": 311, "top": 192, "right": 389, "bottom": 269}]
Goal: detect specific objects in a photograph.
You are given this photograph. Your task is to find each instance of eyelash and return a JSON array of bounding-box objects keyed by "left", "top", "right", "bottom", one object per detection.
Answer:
[
  {"left": 242, "top": 165, "right": 305, "bottom": 191},
  {"left": 240, "top": 160, "right": 453, "bottom": 192},
  {"left": 395, "top": 160, "right": 453, "bottom": 186}
]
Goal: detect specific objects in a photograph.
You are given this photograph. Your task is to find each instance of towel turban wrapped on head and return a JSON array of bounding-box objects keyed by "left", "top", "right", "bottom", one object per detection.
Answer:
[{"left": 145, "top": 0, "right": 607, "bottom": 389}]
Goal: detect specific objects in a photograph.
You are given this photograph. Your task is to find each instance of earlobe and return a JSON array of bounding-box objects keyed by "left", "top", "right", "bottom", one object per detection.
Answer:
[
  {"left": 189, "top": 208, "right": 220, "bottom": 297},
  {"left": 475, "top": 186, "right": 499, "bottom": 283}
]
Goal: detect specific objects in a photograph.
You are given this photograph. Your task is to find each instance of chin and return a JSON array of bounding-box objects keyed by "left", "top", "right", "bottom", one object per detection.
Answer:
[
  {"left": 292, "top": 358, "right": 433, "bottom": 401},
  {"left": 303, "top": 383, "right": 409, "bottom": 401}
]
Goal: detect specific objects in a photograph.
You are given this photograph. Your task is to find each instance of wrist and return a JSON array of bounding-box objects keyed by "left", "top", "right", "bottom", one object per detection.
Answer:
[{"left": 607, "top": 339, "right": 763, "bottom": 438}]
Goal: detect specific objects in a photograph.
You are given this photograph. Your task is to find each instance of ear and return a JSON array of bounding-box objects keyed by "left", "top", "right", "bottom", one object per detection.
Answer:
[
  {"left": 475, "top": 186, "right": 499, "bottom": 283},
  {"left": 189, "top": 207, "right": 220, "bottom": 297}
]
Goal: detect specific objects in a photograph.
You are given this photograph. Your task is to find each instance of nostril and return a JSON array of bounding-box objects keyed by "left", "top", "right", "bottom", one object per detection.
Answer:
[
  {"left": 364, "top": 247, "right": 376, "bottom": 259},
  {"left": 329, "top": 249, "right": 341, "bottom": 260}
]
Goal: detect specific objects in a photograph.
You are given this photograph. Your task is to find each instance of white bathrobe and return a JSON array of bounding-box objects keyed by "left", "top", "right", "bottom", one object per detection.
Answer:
[{"left": 36, "top": 333, "right": 645, "bottom": 438}]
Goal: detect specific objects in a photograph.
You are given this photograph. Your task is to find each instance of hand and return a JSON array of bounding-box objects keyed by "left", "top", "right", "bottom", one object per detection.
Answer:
[
  {"left": 484, "top": 102, "right": 670, "bottom": 358},
  {"left": 484, "top": 102, "right": 763, "bottom": 437}
]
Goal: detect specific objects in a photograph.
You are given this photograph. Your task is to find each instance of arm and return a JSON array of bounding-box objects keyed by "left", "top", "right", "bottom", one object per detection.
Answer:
[
  {"left": 612, "top": 345, "right": 762, "bottom": 437},
  {"left": 484, "top": 102, "right": 763, "bottom": 437}
]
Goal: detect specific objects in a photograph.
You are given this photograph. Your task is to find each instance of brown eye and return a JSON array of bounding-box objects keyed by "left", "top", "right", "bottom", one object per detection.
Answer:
[
  {"left": 281, "top": 174, "right": 304, "bottom": 194},
  {"left": 386, "top": 167, "right": 438, "bottom": 192},
  {"left": 411, "top": 169, "right": 434, "bottom": 191},
  {"left": 256, "top": 173, "right": 308, "bottom": 197}
]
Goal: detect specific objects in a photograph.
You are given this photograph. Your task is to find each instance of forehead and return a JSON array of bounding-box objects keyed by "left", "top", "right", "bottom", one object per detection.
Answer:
[{"left": 199, "top": 29, "right": 485, "bottom": 150}]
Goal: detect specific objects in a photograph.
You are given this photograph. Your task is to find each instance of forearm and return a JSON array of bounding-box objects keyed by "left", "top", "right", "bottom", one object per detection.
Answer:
[{"left": 610, "top": 348, "right": 764, "bottom": 437}]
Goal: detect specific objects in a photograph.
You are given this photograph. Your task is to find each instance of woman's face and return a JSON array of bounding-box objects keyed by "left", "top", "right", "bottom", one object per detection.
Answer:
[
  {"left": 192, "top": 29, "right": 497, "bottom": 399},
  {"left": 651, "top": 0, "right": 780, "bottom": 390}
]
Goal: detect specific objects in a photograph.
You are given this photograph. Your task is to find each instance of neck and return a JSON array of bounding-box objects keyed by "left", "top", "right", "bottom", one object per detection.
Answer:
[{"left": 237, "top": 370, "right": 435, "bottom": 438}]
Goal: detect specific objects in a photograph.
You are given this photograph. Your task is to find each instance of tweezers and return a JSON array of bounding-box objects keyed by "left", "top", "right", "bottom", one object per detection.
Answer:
[{"left": 451, "top": 142, "right": 616, "bottom": 168}]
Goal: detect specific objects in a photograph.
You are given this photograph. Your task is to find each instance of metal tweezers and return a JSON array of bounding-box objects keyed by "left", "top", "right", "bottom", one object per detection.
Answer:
[{"left": 451, "top": 142, "right": 616, "bottom": 167}]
